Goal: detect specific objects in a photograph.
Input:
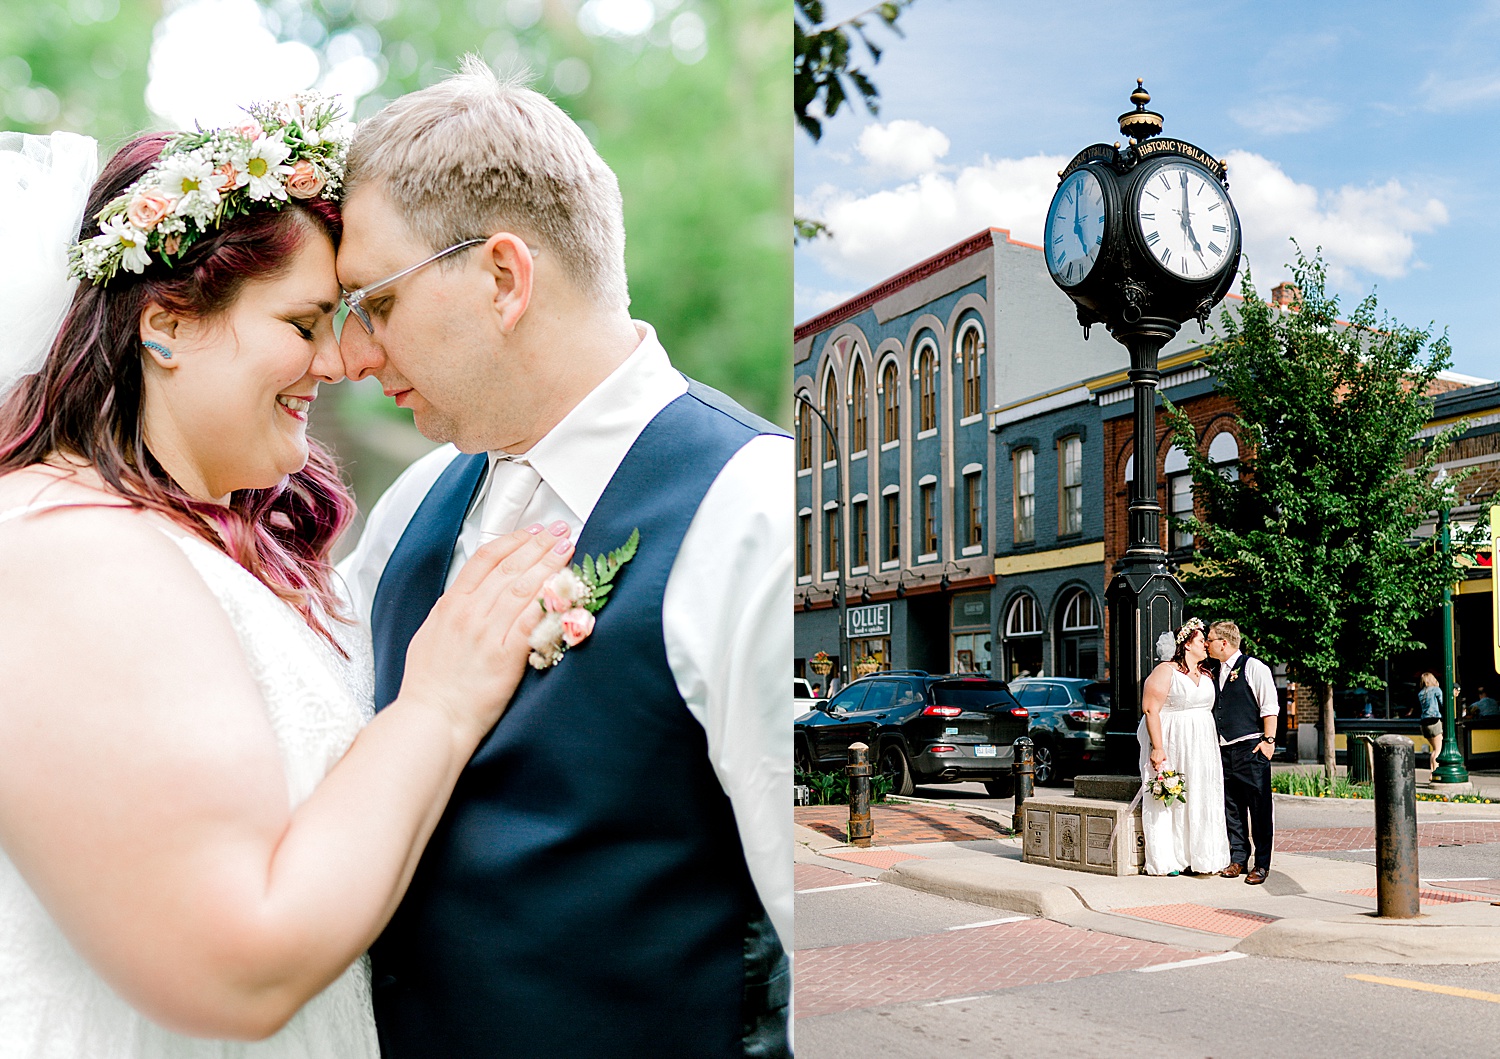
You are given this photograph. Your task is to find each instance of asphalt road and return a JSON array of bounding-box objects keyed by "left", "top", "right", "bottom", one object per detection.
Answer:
[{"left": 795, "top": 872, "right": 1500, "bottom": 1058}]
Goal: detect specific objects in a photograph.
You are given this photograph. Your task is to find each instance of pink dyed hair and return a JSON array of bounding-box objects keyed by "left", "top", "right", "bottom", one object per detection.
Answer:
[{"left": 0, "top": 133, "right": 357, "bottom": 649}]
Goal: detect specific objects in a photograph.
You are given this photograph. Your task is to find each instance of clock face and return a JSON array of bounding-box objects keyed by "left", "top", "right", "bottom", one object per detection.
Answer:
[
  {"left": 1135, "top": 161, "right": 1235, "bottom": 281},
  {"left": 1045, "top": 167, "right": 1106, "bottom": 287}
]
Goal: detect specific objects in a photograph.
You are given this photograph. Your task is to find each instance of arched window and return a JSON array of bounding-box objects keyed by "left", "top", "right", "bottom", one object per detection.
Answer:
[
  {"left": 918, "top": 346, "right": 937, "bottom": 432},
  {"left": 959, "top": 325, "right": 982, "bottom": 419},
  {"left": 797, "top": 396, "right": 812, "bottom": 470},
  {"left": 1056, "top": 588, "right": 1100, "bottom": 679},
  {"left": 1004, "top": 594, "right": 1043, "bottom": 680},
  {"left": 1165, "top": 444, "right": 1192, "bottom": 549},
  {"left": 881, "top": 362, "right": 900, "bottom": 444},
  {"left": 1209, "top": 430, "right": 1240, "bottom": 481},
  {"left": 850, "top": 359, "right": 868, "bottom": 454},
  {"left": 821, "top": 372, "right": 839, "bottom": 463}
]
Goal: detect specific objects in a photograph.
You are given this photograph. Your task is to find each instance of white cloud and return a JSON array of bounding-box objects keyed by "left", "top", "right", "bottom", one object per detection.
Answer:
[
  {"left": 1419, "top": 70, "right": 1500, "bottom": 111},
  {"left": 799, "top": 153, "right": 1066, "bottom": 284},
  {"left": 1230, "top": 95, "right": 1340, "bottom": 136},
  {"left": 856, "top": 119, "right": 951, "bottom": 178},
  {"left": 1224, "top": 150, "right": 1448, "bottom": 286},
  {"left": 794, "top": 283, "right": 857, "bottom": 324}
]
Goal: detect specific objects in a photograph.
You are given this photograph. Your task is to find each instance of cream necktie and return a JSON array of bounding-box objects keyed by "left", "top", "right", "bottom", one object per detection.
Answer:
[{"left": 477, "top": 456, "right": 544, "bottom": 545}]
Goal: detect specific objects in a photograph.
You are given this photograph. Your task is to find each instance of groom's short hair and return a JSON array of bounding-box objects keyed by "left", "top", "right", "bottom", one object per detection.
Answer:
[
  {"left": 1209, "top": 620, "right": 1242, "bottom": 648},
  {"left": 344, "top": 55, "right": 629, "bottom": 310}
]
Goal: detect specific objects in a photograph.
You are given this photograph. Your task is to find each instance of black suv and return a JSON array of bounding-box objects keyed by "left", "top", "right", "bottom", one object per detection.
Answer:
[{"left": 794, "top": 671, "right": 1028, "bottom": 796}]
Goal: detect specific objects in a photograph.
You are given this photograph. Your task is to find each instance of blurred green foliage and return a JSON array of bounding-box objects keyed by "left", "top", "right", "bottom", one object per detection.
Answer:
[{"left": 1, "top": 0, "right": 790, "bottom": 427}]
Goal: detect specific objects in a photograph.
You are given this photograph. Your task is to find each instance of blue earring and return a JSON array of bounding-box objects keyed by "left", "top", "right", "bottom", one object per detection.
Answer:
[{"left": 142, "top": 340, "right": 173, "bottom": 360}]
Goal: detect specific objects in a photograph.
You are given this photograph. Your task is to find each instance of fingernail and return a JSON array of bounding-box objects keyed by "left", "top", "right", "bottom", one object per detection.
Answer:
[
  {"left": 554, "top": 539, "right": 573, "bottom": 555},
  {"left": 526, "top": 524, "right": 544, "bottom": 534},
  {"left": 549, "top": 520, "right": 570, "bottom": 536}
]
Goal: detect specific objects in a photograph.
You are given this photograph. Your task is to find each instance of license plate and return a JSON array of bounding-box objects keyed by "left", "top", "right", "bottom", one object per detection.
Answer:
[{"left": 975, "top": 744, "right": 997, "bottom": 758}]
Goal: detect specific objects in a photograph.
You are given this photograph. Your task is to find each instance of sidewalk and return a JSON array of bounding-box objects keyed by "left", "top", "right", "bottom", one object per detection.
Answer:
[{"left": 795, "top": 797, "right": 1500, "bottom": 965}]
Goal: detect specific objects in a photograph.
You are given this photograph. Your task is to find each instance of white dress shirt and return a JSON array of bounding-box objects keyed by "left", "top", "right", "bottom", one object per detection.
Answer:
[
  {"left": 1217, "top": 649, "right": 1279, "bottom": 746},
  {"left": 337, "top": 323, "right": 793, "bottom": 951}
]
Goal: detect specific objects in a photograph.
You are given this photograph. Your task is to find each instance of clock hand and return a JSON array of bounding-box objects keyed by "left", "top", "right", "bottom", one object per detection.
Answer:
[
  {"left": 1180, "top": 181, "right": 1203, "bottom": 255},
  {"left": 1073, "top": 192, "right": 1087, "bottom": 254}
]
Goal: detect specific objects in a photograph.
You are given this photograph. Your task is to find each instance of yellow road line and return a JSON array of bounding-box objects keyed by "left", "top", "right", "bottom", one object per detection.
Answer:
[{"left": 1347, "top": 974, "right": 1500, "bottom": 1004}]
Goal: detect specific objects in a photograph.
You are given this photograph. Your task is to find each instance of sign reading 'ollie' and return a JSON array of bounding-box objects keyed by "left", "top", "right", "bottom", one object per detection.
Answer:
[{"left": 849, "top": 603, "right": 891, "bottom": 638}]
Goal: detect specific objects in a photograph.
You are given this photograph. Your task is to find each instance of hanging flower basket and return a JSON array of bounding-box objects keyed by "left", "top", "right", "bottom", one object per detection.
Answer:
[
  {"left": 854, "top": 658, "right": 881, "bottom": 677},
  {"left": 809, "top": 651, "right": 833, "bottom": 676}
]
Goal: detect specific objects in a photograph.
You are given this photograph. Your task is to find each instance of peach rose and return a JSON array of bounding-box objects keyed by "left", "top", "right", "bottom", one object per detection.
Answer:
[
  {"left": 284, "top": 159, "right": 326, "bottom": 199},
  {"left": 126, "top": 189, "right": 173, "bottom": 231},
  {"left": 560, "top": 607, "right": 595, "bottom": 648},
  {"left": 213, "top": 160, "right": 240, "bottom": 192},
  {"left": 162, "top": 233, "right": 182, "bottom": 255},
  {"left": 236, "top": 119, "right": 265, "bottom": 140}
]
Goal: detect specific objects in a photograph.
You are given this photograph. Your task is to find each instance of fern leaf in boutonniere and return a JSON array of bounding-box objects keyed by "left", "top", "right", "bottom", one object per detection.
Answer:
[{"left": 528, "top": 528, "right": 641, "bottom": 670}]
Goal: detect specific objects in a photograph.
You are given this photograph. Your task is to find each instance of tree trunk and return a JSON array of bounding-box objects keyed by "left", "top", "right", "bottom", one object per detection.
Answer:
[{"left": 1320, "top": 680, "right": 1336, "bottom": 781}]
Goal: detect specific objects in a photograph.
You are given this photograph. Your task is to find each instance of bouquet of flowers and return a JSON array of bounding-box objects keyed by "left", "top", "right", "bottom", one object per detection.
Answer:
[{"left": 1149, "top": 769, "right": 1187, "bottom": 807}]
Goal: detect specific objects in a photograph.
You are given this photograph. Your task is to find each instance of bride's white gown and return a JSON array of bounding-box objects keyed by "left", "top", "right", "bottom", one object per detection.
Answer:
[
  {"left": 0, "top": 503, "right": 380, "bottom": 1058},
  {"left": 1136, "top": 666, "right": 1231, "bottom": 876}
]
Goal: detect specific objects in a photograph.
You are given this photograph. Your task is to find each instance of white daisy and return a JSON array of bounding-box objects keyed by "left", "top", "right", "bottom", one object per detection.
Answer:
[
  {"left": 95, "top": 216, "right": 152, "bottom": 274},
  {"left": 244, "top": 134, "right": 295, "bottom": 200},
  {"left": 156, "top": 153, "right": 222, "bottom": 226}
]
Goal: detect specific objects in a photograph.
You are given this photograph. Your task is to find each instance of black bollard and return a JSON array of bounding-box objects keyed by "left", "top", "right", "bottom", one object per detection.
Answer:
[
  {"left": 1012, "top": 737, "right": 1035, "bottom": 833},
  {"left": 846, "top": 742, "right": 873, "bottom": 848},
  {"left": 1373, "top": 734, "right": 1420, "bottom": 918}
]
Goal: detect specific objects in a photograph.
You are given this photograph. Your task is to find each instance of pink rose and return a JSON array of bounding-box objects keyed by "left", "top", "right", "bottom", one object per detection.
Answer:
[
  {"left": 213, "top": 160, "right": 241, "bottom": 192},
  {"left": 284, "top": 159, "right": 326, "bottom": 199},
  {"left": 236, "top": 119, "right": 264, "bottom": 140},
  {"left": 560, "top": 607, "right": 595, "bottom": 647},
  {"left": 126, "top": 189, "right": 173, "bottom": 231}
]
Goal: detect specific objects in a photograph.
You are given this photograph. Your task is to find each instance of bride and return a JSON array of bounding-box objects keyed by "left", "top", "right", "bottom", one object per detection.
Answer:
[
  {"left": 1137, "top": 618, "right": 1231, "bottom": 876},
  {"left": 0, "top": 101, "right": 574, "bottom": 1054}
]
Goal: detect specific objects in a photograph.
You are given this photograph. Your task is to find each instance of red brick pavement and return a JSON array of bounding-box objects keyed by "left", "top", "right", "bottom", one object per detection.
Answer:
[
  {"left": 794, "top": 920, "right": 1204, "bottom": 1018},
  {"left": 795, "top": 804, "right": 1010, "bottom": 845},
  {"left": 1278, "top": 821, "right": 1500, "bottom": 852},
  {"left": 795, "top": 864, "right": 863, "bottom": 892}
]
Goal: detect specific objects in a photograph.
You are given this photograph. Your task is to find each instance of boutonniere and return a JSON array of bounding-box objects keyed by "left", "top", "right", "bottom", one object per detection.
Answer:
[
  {"left": 528, "top": 528, "right": 640, "bottom": 670},
  {"left": 1228, "top": 669, "right": 1241, "bottom": 684}
]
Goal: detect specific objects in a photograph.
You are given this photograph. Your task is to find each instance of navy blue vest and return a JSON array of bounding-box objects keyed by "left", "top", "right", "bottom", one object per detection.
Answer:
[
  {"left": 1214, "top": 654, "right": 1260, "bottom": 742},
  {"left": 368, "top": 383, "right": 787, "bottom": 1058}
]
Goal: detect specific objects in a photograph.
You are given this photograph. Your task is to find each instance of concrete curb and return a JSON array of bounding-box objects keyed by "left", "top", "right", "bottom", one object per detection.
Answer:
[
  {"left": 1237, "top": 903, "right": 1500, "bottom": 965},
  {"left": 879, "top": 858, "right": 1083, "bottom": 918}
]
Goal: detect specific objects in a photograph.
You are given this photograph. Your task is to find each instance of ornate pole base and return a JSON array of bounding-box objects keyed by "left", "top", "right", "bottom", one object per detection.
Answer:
[{"left": 1105, "top": 556, "right": 1186, "bottom": 771}]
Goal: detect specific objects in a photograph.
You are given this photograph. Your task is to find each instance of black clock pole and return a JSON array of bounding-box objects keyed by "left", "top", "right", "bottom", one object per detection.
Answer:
[{"left": 1041, "top": 81, "right": 1241, "bottom": 773}]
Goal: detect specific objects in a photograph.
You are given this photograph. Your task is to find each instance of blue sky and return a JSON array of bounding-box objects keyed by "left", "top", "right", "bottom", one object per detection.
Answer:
[{"left": 795, "top": 0, "right": 1500, "bottom": 380}]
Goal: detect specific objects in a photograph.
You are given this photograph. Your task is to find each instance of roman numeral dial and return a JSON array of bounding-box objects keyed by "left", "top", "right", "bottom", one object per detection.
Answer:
[
  {"left": 1133, "top": 160, "right": 1235, "bottom": 282},
  {"left": 1044, "top": 167, "right": 1107, "bottom": 287}
]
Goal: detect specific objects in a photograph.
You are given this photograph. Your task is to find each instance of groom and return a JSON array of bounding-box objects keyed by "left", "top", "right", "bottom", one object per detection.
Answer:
[
  {"left": 1205, "top": 620, "right": 1279, "bottom": 885},
  {"left": 334, "top": 60, "right": 791, "bottom": 1058}
]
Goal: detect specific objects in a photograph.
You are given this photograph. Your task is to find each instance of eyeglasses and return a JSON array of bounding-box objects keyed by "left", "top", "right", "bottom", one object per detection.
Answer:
[{"left": 341, "top": 236, "right": 540, "bottom": 335}]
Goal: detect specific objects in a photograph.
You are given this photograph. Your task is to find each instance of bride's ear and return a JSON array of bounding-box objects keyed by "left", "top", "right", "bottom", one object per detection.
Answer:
[{"left": 139, "top": 303, "right": 184, "bottom": 369}]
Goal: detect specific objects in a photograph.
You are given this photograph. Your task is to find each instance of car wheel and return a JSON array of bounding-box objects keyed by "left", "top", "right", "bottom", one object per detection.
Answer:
[
  {"left": 879, "top": 743, "right": 915, "bottom": 797},
  {"left": 794, "top": 740, "right": 813, "bottom": 779},
  {"left": 1032, "top": 739, "right": 1060, "bottom": 787},
  {"left": 983, "top": 776, "right": 1014, "bottom": 798}
]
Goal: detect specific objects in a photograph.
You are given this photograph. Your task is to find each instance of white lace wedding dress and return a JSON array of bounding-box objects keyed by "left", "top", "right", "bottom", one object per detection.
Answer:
[
  {"left": 1136, "top": 666, "right": 1231, "bottom": 876},
  {"left": 0, "top": 502, "right": 380, "bottom": 1058}
]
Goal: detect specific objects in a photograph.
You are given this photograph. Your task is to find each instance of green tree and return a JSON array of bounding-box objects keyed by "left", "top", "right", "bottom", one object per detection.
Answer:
[{"left": 1164, "top": 252, "right": 1491, "bottom": 778}]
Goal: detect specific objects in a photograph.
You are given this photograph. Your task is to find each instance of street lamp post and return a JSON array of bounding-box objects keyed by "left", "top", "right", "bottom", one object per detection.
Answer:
[
  {"left": 797, "top": 391, "right": 849, "bottom": 686},
  {"left": 1433, "top": 496, "right": 1471, "bottom": 786},
  {"left": 1043, "top": 83, "right": 1242, "bottom": 770}
]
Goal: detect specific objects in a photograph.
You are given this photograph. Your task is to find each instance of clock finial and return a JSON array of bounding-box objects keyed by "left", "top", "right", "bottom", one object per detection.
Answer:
[{"left": 1118, "top": 78, "right": 1164, "bottom": 144}]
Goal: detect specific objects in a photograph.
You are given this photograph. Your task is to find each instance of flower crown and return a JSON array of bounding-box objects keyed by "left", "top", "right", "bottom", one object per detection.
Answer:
[
  {"left": 69, "top": 94, "right": 352, "bottom": 285},
  {"left": 1175, "top": 617, "right": 1206, "bottom": 646}
]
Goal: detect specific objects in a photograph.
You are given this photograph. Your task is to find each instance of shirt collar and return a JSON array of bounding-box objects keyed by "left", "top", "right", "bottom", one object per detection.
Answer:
[
  {"left": 1222, "top": 650, "right": 1243, "bottom": 677},
  {"left": 494, "top": 321, "right": 687, "bottom": 526}
]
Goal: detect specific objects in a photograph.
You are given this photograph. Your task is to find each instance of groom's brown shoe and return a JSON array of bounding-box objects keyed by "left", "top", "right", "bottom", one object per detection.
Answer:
[
  {"left": 1245, "top": 867, "right": 1269, "bottom": 885},
  {"left": 1218, "top": 863, "right": 1247, "bottom": 878}
]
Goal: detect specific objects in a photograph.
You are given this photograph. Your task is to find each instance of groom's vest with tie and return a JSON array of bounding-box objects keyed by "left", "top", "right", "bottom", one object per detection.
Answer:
[
  {"left": 1214, "top": 654, "right": 1260, "bottom": 742},
  {"left": 367, "top": 383, "right": 789, "bottom": 1059}
]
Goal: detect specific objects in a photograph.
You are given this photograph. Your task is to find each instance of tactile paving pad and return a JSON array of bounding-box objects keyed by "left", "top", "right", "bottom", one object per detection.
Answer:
[
  {"left": 1341, "top": 887, "right": 1490, "bottom": 905},
  {"left": 1112, "top": 902, "right": 1277, "bottom": 937},
  {"left": 822, "top": 848, "right": 925, "bottom": 870}
]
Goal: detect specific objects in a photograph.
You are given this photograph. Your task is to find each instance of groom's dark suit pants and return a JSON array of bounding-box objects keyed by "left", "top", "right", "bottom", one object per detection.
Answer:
[{"left": 1221, "top": 740, "right": 1274, "bottom": 870}]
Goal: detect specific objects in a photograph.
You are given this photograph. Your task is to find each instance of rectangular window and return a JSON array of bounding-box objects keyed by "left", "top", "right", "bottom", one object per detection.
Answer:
[
  {"left": 824, "top": 507, "right": 841, "bottom": 573},
  {"left": 1014, "top": 448, "right": 1034, "bottom": 543},
  {"left": 853, "top": 500, "right": 869, "bottom": 569},
  {"left": 964, "top": 473, "right": 982, "bottom": 547},
  {"left": 1170, "top": 473, "right": 1194, "bottom": 549},
  {"left": 1059, "top": 435, "right": 1082, "bottom": 535},
  {"left": 884, "top": 493, "right": 900, "bottom": 562},
  {"left": 798, "top": 513, "right": 811, "bottom": 577},
  {"left": 920, "top": 483, "right": 937, "bottom": 555}
]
